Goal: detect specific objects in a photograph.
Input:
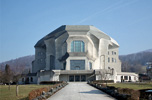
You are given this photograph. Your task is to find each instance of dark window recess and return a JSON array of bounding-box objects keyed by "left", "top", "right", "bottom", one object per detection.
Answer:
[
  {"left": 31, "top": 77, "right": 33, "bottom": 82},
  {"left": 50, "top": 55, "right": 55, "bottom": 70},
  {"left": 75, "top": 75, "right": 80, "bottom": 82},
  {"left": 81, "top": 75, "right": 86, "bottom": 82},
  {"left": 69, "top": 75, "right": 74, "bottom": 82},
  {"left": 63, "top": 62, "right": 66, "bottom": 70},
  {"left": 22, "top": 78, "right": 24, "bottom": 82},
  {"left": 129, "top": 76, "right": 131, "bottom": 80},
  {"left": 124, "top": 76, "right": 128, "bottom": 80}
]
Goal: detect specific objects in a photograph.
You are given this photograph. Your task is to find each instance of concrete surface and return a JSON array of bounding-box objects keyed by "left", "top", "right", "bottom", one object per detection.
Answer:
[{"left": 47, "top": 82, "right": 116, "bottom": 100}]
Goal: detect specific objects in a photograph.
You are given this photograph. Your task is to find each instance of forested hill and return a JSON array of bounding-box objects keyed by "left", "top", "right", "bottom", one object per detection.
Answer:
[
  {"left": 0, "top": 55, "right": 34, "bottom": 73},
  {"left": 120, "top": 49, "right": 152, "bottom": 73}
]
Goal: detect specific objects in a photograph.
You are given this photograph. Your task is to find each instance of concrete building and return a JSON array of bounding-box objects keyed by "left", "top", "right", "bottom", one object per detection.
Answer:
[{"left": 20, "top": 25, "right": 138, "bottom": 84}]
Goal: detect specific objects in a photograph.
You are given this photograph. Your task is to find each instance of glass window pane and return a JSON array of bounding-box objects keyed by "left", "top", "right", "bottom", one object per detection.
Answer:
[
  {"left": 71, "top": 41, "right": 74, "bottom": 52},
  {"left": 70, "top": 60, "right": 85, "bottom": 70},
  {"left": 89, "top": 62, "right": 92, "bottom": 69},
  {"left": 71, "top": 40, "right": 85, "bottom": 52}
]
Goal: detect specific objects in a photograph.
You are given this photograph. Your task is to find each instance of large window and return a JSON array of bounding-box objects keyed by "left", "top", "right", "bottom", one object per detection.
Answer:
[
  {"left": 71, "top": 40, "right": 85, "bottom": 52},
  {"left": 70, "top": 60, "right": 85, "bottom": 70}
]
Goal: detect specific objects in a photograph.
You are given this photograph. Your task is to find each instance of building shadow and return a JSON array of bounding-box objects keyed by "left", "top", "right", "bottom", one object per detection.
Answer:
[
  {"left": 79, "top": 90, "right": 104, "bottom": 94},
  {"left": 79, "top": 90, "right": 116, "bottom": 99}
]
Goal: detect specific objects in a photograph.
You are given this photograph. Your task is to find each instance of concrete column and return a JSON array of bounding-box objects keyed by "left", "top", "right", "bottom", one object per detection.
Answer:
[
  {"left": 44, "top": 38, "right": 55, "bottom": 70},
  {"left": 99, "top": 39, "right": 109, "bottom": 69}
]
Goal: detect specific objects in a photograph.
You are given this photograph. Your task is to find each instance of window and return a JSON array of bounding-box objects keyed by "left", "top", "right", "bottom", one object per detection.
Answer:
[
  {"left": 114, "top": 58, "right": 116, "bottom": 63},
  {"left": 31, "top": 77, "right": 33, "bottom": 82},
  {"left": 115, "top": 59, "right": 117, "bottom": 62},
  {"left": 124, "top": 76, "right": 128, "bottom": 80},
  {"left": 70, "top": 60, "right": 85, "bottom": 70},
  {"left": 75, "top": 75, "right": 80, "bottom": 82},
  {"left": 108, "top": 51, "right": 109, "bottom": 55},
  {"left": 81, "top": 75, "right": 86, "bottom": 81},
  {"left": 108, "top": 57, "right": 110, "bottom": 63},
  {"left": 121, "top": 76, "right": 123, "bottom": 79},
  {"left": 112, "top": 58, "right": 114, "bottom": 62},
  {"left": 75, "top": 66, "right": 80, "bottom": 70},
  {"left": 38, "top": 52, "right": 43, "bottom": 56},
  {"left": 114, "top": 52, "right": 116, "bottom": 55},
  {"left": 89, "top": 62, "right": 92, "bottom": 69},
  {"left": 112, "top": 51, "right": 114, "bottom": 55},
  {"left": 50, "top": 55, "right": 55, "bottom": 69},
  {"left": 22, "top": 78, "right": 24, "bottom": 82},
  {"left": 112, "top": 51, "right": 116, "bottom": 55},
  {"left": 71, "top": 40, "right": 85, "bottom": 52},
  {"left": 69, "top": 75, "right": 74, "bottom": 82},
  {"left": 112, "top": 58, "right": 116, "bottom": 63}
]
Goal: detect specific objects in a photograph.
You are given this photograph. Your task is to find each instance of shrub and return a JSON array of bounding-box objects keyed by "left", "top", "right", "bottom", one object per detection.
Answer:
[
  {"left": 139, "top": 89, "right": 152, "bottom": 99},
  {"left": 93, "top": 80, "right": 114, "bottom": 83},
  {"left": 107, "top": 86, "right": 115, "bottom": 90},
  {"left": 115, "top": 87, "right": 140, "bottom": 100},
  {"left": 117, "top": 87, "right": 123, "bottom": 94},
  {"left": 28, "top": 83, "right": 62, "bottom": 100},
  {"left": 130, "top": 90, "right": 140, "bottom": 100},
  {"left": 29, "top": 87, "right": 49, "bottom": 100}
]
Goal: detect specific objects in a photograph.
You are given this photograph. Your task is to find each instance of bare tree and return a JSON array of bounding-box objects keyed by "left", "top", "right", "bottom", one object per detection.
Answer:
[
  {"left": 99, "top": 68, "right": 113, "bottom": 87},
  {"left": 12, "top": 61, "right": 25, "bottom": 96}
]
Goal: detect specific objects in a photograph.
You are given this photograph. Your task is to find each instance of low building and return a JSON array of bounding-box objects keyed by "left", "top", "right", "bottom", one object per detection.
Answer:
[
  {"left": 20, "top": 25, "right": 138, "bottom": 84},
  {"left": 19, "top": 73, "right": 37, "bottom": 84}
]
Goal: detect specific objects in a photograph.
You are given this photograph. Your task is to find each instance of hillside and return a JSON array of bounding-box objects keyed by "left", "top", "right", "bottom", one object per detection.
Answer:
[
  {"left": 0, "top": 49, "right": 152, "bottom": 74},
  {"left": 0, "top": 55, "right": 34, "bottom": 73},
  {"left": 120, "top": 49, "right": 152, "bottom": 73}
]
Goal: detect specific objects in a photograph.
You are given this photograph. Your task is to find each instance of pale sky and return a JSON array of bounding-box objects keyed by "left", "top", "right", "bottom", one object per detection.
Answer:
[{"left": 0, "top": 0, "right": 152, "bottom": 63}]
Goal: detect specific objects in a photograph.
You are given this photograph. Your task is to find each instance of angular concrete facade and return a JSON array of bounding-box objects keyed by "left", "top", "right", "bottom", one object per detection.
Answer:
[{"left": 31, "top": 25, "right": 138, "bottom": 83}]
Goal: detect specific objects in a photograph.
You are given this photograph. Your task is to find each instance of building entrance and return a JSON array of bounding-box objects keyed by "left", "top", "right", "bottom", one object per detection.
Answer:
[{"left": 69, "top": 75, "right": 86, "bottom": 82}]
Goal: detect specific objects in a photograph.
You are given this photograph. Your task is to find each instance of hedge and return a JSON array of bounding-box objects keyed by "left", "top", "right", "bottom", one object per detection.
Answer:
[
  {"left": 28, "top": 82, "right": 63, "bottom": 100},
  {"left": 89, "top": 82, "right": 152, "bottom": 100},
  {"left": 93, "top": 80, "right": 114, "bottom": 84}
]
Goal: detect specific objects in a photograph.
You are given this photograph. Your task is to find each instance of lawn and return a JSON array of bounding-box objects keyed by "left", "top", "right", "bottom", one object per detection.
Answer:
[
  {"left": 0, "top": 85, "right": 52, "bottom": 100},
  {"left": 107, "top": 82, "right": 152, "bottom": 90}
]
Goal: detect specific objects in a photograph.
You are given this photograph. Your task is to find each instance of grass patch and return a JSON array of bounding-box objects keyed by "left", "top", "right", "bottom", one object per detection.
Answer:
[
  {"left": 107, "top": 82, "right": 152, "bottom": 90},
  {"left": 0, "top": 85, "right": 52, "bottom": 100}
]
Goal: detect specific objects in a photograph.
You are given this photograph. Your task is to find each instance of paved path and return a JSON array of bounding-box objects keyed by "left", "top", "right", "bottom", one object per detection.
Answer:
[{"left": 47, "top": 82, "right": 116, "bottom": 100}]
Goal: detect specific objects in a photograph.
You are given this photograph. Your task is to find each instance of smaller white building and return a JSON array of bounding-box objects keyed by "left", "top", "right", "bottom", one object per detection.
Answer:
[{"left": 116, "top": 72, "right": 138, "bottom": 82}]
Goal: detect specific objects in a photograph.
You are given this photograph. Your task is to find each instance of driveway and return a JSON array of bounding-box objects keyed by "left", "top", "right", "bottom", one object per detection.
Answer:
[{"left": 47, "top": 82, "right": 116, "bottom": 100}]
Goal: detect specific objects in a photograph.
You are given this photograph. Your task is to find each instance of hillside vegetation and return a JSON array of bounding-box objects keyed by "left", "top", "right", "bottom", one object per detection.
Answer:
[
  {"left": 0, "top": 55, "right": 34, "bottom": 73},
  {"left": 120, "top": 49, "right": 152, "bottom": 73}
]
